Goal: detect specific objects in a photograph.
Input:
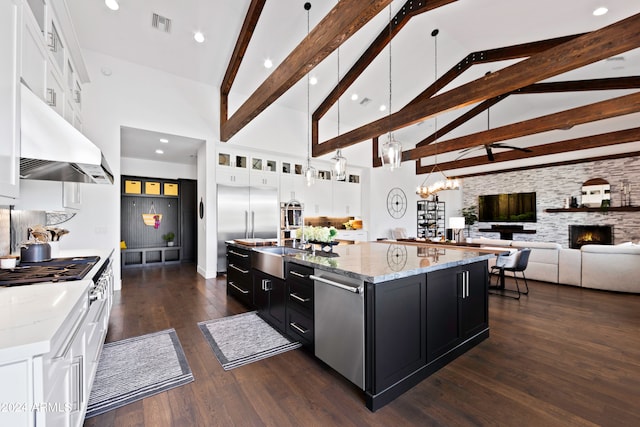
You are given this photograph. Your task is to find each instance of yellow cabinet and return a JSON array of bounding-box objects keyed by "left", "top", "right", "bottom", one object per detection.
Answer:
[
  {"left": 124, "top": 180, "right": 141, "bottom": 194},
  {"left": 145, "top": 182, "right": 161, "bottom": 195},
  {"left": 164, "top": 183, "right": 178, "bottom": 196}
]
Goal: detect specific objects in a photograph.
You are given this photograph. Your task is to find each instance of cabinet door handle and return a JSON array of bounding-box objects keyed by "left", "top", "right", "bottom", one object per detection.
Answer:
[
  {"left": 47, "top": 32, "right": 57, "bottom": 51},
  {"left": 54, "top": 309, "right": 88, "bottom": 360},
  {"left": 290, "top": 292, "right": 310, "bottom": 303},
  {"left": 466, "top": 271, "right": 470, "bottom": 297},
  {"left": 289, "top": 271, "right": 306, "bottom": 278},
  {"left": 229, "top": 264, "right": 249, "bottom": 274},
  {"left": 229, "top": 250, "right": 249, "bottom": 258},
  {"left": 46, "top": 88, "right": 57, "bottom": 107},
  {"left": 228, "top": 281, "right": 249, "bottom": 294},
  {"left": 262, "top": 278, "right": 272, "bottom": 291},
  {"left": 290, "top": 322, "right": 308, "bottom": 334}
]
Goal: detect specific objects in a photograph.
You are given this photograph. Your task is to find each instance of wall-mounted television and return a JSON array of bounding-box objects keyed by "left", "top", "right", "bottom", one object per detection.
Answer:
[{"left": 478, "top": 192, "right": 537, "bottom": 223}]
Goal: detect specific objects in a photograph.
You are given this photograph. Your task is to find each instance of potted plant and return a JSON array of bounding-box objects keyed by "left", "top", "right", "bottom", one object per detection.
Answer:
[
  {"left": 460, "top": 205, "right": 478, "bottom": 237},
  {"left": 162, "top": 231, "right": 175, "bottom": 247}
]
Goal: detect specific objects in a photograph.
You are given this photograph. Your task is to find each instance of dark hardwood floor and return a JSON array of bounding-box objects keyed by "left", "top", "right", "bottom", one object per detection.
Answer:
[{"left": 84, "top": 263, "right": 640, "bottom": 426}]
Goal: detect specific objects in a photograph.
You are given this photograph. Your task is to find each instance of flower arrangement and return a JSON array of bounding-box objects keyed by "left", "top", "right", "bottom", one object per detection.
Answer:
[{"left": 295, "top": 226, "right": 338, "bottom": 243}]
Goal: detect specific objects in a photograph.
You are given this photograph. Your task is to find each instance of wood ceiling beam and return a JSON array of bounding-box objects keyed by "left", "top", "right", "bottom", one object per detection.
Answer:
[
  {"left": 408, "top": 91, "right": 640, "bottom": 162},
  {"left": 220, "top": 0, "right": 266, "bottom": 130},
  {"left": 405, "top": 34, "right": 583, "bottom": 109},
  {"left": 516, "top": 76, "right": 640, "bottom": 93},
  {"left": 412, "top": 76, "right": 640, "bottom": 150},
  {"left": 428, "top": 127, "right": 640, "bottom": 171},
  {"left": 313, "top": 0, "right": 457, "bottom": 121},
  {"left": 220, "top": 0, "right": 392, "bottom": 142},
  {"left": 314, "top": 13, "right": 640, "bottom": 156}
]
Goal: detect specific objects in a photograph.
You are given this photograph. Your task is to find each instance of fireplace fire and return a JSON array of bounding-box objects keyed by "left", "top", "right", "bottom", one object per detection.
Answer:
[{"left": 569, "top": 225, "right": 613, "bottom": 249}]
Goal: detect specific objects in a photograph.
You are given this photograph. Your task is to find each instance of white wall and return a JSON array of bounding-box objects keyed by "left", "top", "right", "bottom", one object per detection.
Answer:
[
  {"left": 76, "top": 50, "right": 220, "bottom": 285},
  {"left": 120, "top": 157, "right": 197, "bottom": 180},
  {"left": 368, "top": 159, "right": 463, "bottom": 241}
]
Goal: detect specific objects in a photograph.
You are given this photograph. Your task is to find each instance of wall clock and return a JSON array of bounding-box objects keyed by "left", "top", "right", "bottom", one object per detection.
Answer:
[{"left": 387, "top": 187, "right": 407, "bottom": 219}]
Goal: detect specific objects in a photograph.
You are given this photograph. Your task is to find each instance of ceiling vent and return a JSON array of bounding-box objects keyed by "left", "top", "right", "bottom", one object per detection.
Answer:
[
  {"left": 605, "top": 56, "right": 625, "bottom": 62},
  {"left": 152, "top": 13, "right": 172, "bottom": 33},
  {"left": 359, "top": 97, "right": 372, "bottom": 106}
]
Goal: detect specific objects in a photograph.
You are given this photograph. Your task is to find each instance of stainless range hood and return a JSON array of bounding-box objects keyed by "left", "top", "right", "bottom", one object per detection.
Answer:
[{"left": 20, "top": 83, "right": 113, "bottom": 184}]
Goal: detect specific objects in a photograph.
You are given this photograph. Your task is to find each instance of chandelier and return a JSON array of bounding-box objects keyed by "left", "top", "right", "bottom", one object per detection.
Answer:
[
  {"left": 416, "top": 166, "right": 460, "bottom": 199},
  {"left": 416, "top": 29, "right": 459, "bottom": 199}
]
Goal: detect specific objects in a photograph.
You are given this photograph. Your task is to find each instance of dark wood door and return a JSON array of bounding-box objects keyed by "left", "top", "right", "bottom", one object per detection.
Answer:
[
  {"left": 426, "top": 267, "right": 460, "bottom": 363},
  {"left": 459, "top": 261, "right": 488, "bottom": 339},
  {"left": 368, "top": 275, "right": 427, "bottom": 394},
  {"left": 254, "top": 270, "right": 286, "bottom": 332}
]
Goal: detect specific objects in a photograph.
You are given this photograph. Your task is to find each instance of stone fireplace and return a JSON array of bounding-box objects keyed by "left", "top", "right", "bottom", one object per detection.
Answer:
[{"left": 569, "top": 225, "right": 613, "bottom": 249}]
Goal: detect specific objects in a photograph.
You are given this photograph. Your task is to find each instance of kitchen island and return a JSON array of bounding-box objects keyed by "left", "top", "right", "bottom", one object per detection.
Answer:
[{"left": 227, "top": 240, "right": 496, "bottom": 411}]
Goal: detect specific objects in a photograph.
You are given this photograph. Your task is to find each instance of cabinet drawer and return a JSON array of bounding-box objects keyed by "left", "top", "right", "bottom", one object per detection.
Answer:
[
  {"left": 227, "top": 247, "right": 252, "bottom": 268},
  {"left": 288, "top": 280, "right": 313, "bottom": 314},
  {"left": 286, "top": 308, "right": 314, "bottom": 347},
  {"left": 286, "top": 263, "right": 313, "bottom": 281}
]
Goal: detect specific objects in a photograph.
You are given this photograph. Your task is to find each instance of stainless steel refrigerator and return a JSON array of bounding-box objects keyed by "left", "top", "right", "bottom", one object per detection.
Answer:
[{"left": 216, "top": 184, "right": 279, "bottom": 272}]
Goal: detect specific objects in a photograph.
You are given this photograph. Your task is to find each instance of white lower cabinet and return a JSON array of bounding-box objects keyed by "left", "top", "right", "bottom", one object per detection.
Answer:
[
  {"left": 335, "top": 230, "right": 368, "bottom": 241},
  {"left": 0, "top": 281, "right": 111, "bottom": 427}
]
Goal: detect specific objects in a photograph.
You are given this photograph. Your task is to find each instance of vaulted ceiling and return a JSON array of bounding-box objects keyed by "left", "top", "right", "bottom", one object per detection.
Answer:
[{"left": 68, "top": 0, "right": 640, "bottom": 175}]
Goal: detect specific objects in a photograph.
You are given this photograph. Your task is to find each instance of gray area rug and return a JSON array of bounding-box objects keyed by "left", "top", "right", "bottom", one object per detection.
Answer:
[
  {"left": 199, "top": 311, "right": 301, "bottom": 370},
  {"left": 85, "top": 328, "right": 194, "bottom": 419}
]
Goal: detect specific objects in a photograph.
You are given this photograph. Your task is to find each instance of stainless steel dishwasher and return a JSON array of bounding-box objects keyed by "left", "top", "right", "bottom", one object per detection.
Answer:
[{"left": 311, "top": 269, "right": 365, "bottom": 389}]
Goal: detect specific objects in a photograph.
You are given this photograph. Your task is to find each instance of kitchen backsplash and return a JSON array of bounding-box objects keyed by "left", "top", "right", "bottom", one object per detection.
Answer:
[
  {"left": 10, "top": 210, "right": 47, "bottom": 254},
  {"left": 0, "top": 207, "right": 9, "bottom": 256}
]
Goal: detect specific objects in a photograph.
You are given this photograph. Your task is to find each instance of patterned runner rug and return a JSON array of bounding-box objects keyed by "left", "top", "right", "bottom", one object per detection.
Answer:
[
  {"left": 198, "top": 311, "right": 301, "bottom": 370},
  {"left": 85, "top": 328, "right": 193, "bottom": 418}
]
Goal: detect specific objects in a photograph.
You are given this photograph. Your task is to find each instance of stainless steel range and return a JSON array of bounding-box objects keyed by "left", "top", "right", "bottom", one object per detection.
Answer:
[{"left": 0, "top": 256, "right": 100, "bottom": 286}]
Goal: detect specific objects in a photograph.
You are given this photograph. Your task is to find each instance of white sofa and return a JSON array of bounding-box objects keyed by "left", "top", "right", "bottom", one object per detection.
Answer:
[
  {"left": 581, "top": 244, "right": 640, "bottom": 293},
  {"left": 473, "top": 237, "right": 640, "bottom": 293}
]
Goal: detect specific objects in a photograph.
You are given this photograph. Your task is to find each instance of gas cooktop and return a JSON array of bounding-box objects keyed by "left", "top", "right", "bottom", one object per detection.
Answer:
[{"left": 0, "top": 256, "right": 100, "bottom": 286}]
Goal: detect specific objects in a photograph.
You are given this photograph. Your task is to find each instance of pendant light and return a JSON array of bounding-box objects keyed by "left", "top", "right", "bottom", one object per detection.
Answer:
[
  {"left": 303, "top": 2, "right": 317, "bottom": 187},
  {"left": 379, "top": 4, "right": 402, "bottom": 171},
  {"left": 331, "top": 46, "right": 347, "bottom": 181},
  {"left": 416, "top": 29, "right": 459, "bottom": 199}
]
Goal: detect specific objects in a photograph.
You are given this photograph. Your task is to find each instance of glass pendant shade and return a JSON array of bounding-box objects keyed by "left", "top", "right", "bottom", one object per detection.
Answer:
[
  {"left": 303, "top": 160, "right": 317, "bottom": 187},
  {"left": 331, "top": 150, "right": 347, "bottom": 181},
  {"left": 380, "top": 133, "right": 402, "bottom": 171}
]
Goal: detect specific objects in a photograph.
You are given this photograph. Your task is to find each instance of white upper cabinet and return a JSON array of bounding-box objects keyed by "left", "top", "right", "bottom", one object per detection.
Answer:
[
  {"left": 332, "top": 179, "right": 361, "bottom": 217},
  {"left": 20, "top": 5, "right": 47, "bottom": 100},
  {"left": 0, "top": 0, "right": 22, "bottom": 200}
]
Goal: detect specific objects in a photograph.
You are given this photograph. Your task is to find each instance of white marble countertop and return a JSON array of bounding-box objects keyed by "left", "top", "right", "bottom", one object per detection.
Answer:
[
  {"left": 0, "top": 248, "right": 113, "bottom": 362},
  {"left": 288, "top": 241, "right": 496, "bottom": 283}
]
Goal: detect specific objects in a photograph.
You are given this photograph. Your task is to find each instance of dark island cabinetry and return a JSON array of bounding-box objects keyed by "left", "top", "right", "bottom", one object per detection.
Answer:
[
  {"left": 426, "top": 261, "right": 488, "bottom": 363},
  {"left": 365, "top": 260, "right": 489, "bottom": 411},
  {"left": 226, "top": 246, "right": 253, "bottom": 307}
]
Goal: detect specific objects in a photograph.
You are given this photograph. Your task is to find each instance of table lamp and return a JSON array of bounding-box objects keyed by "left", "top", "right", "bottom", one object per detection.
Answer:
[{"left": 449, "top": 217, "right": 465, "bottom": 243}]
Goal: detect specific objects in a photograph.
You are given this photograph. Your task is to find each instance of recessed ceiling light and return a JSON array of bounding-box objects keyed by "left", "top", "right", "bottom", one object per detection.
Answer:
[
  {"left": 593, "top": 7, "right": 608, "bottom": 16},
  {"left": 159, "top": 138, "right": 169, "bottom": 143},
  {"left": 309, "top": 76, "right": 318, "bottom": 85},
  {"left": 194, "top": 31, "right": 205, "bottom": 43},
  {"left": 100, "top": 66, "right": 112, "bottom": 77},
  {"left": 351, "top": 93, "right": 358, "bottom": 101},
  {"left": 105, "top": 0, "right": 119, "bottom": 11},
  {"left": 264, "top": 58, "right": 273, "bottom": 69},
  {"left": 155, "top": 149, "right": 164, "bottom": 154},
  {"left": 379, "top": 105, "right": 387, "bottom": 112}
]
